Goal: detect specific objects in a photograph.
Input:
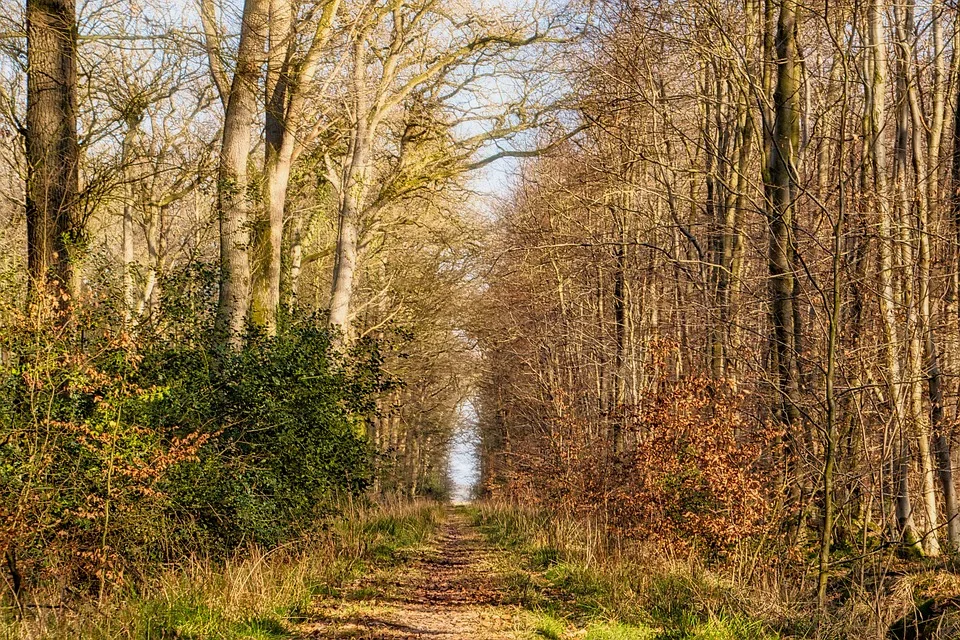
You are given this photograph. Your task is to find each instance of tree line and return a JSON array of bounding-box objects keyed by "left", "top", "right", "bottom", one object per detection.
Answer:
[
  {"left": 477, "top": 0, "right": 960, "bottom": 614},
  {"left": 0, "top": 0, "right": 560, "bottom": 602}
]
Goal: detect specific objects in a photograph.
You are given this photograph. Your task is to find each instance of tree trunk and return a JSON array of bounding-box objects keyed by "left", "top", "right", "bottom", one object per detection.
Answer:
[
  {"left": 329, "top": 174, "right": 365, "bottom": 337},
  {"left": 704, "top": 63, "right": 723, "bottom": 379},
  {"left": 895, "top": 0, "right": 941, "bottom": 556},
  {"left": 924, "top": 0, "right": 958, "bottom": 552},
  {"left": 284, "top": 211, "right": 305, "bottom": 308},
  {"left": 818, "top": 153, "right": 842, "bottom": 610},
  {"left": 213, "top": 0, "right": 268, "bottom": 343},
  {"left": 329, "top": 40, "right": 372, "bottom": 338},
  {"left": 946, "top": 9, "right": 960, "bottom": 550},
  {"left": 251, "top": 0, "right": 292, "bottom": 333},
  {"left": 25, "top": 0, "right": 80, "bottom": 301},
  {"left": 611, "top": 206, "right": 627, "bottom": 453},
  {"left": 121, "top": 117, "right": 141, "bottom": 324},
  {"left": 136, "top": 203, "right": 162, "bottom": 320},
  {"left": 870, "top": 0, "right": 922, "bottom": 553},
  {"left": 765, "top": 0, "right": 801, "bottom": 430}
]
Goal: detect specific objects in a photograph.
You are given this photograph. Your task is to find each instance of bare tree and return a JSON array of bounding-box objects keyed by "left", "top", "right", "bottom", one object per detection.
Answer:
[{"left": 326, "top": 0, "right": 560, "bottom": 337}]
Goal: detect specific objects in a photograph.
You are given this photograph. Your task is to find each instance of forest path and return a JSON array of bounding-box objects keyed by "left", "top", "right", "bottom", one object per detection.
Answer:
[{"left": 298, "top": 507, "right": 523, "bottom": 639}]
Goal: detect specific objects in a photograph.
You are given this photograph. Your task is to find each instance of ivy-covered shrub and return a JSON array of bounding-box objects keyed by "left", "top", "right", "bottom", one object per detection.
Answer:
[{"left": 0, "top": 264, "right": 390, "bottom": 592}]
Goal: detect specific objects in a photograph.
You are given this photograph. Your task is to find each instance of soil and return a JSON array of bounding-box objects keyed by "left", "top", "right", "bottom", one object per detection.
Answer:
[{"left": 299, "top": 510, "right": 522, "bottom": 639}]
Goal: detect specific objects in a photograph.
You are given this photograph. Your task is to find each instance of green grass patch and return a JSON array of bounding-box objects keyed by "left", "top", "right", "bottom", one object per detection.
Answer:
[
  {"left": 473, "top": 504, "right": 777, "bottom": 640},
  {"left": 585, "top": 621, "right": 657, "bottom": 640},
  {"left": 544, "top": 562, "right": 611, "bottom": 601},
  {"left": 142, "top": 601, "right": 228, "bottom": 638},
  {"left": 229, "top": 617, "right": 292, "bottom": 639},
  {"left": 531, "top": 612, "right": 567, "bottom": 639},
  {"left": 530, "top": 546, "right": 563, "bottom": 570}
]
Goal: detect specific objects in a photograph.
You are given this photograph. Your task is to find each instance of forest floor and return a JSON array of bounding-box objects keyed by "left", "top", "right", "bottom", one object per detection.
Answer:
[
  {"left": 298, "top": 508, "right": 524, "bottom": 639},
  {"left": 291, "top": 505, "right": 791, "bottom": 640},
  {"left": 4, "top": 502, "right": 796, "bottom": 639}
]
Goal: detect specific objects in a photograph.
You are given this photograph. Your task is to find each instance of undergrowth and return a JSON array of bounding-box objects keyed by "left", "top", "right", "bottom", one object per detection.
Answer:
[
  {"left": 0, "top": 500, "right": 443, "bottom": 639},
  {"left": 475, "top": 502, "right": 960, "bottom": 639},
  {"left": 472, "top": 502, "right": 779, "bottom": 640}
]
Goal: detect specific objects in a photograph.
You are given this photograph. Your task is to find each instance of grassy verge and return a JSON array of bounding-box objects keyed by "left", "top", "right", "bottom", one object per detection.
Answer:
[
  {"left": 2, "top": 500, "right": 444, "bottom": 639},
  {"left": 471, "top": 502, "right": 778, "bottom": 640}
]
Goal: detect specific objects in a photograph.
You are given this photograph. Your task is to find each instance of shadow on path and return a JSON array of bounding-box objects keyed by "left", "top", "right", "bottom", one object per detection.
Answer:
[{"left": 299, "top": 510, "right": 519, "bottom": 639}]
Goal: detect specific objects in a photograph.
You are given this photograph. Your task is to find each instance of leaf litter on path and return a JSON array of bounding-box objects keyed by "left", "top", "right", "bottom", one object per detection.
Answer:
[{"left": 300, "top": 510, "right": 523, "bottom": 639}]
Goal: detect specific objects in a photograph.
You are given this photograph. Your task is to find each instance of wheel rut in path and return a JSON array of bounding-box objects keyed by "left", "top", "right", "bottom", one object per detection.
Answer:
[{"left": 300, "top": 509, "right": 521, "bottom": 639}]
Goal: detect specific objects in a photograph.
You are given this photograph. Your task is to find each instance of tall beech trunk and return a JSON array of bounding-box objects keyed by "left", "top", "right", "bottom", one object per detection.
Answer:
[
  {"left": 723, "top": 0, "right": 758, "bottom": 387},
  {"left": 765, "top": 0, "right": 800, "bottom": 430},
  {"left": 250, "top": 0, "right": 292, "bottom": 333},
  {"left": 924, "top": 0, "right": 958, "bottom": 551},
  {"left": 25, "top": 0, "right": 80, "bottom": 299},
  {"left": 136, "top": 203, "right": 164, "bottom": 319},
  {"left": 895, "top": 0, "right": 941, "bottom": 556},
  {"left": 250, "top": 0, "right": 340, "bottom": 331},
  {"left": 706, "top": 62, "right": 741, "bottom": 381},
  {"left": 869, "top": 0, "right": 922, "bottom": 553},
  {"left": 611, "top": 203, "right": 627, "bottom": 453},
  {"left": 817, "top": 11, "right": 853, "bottom": 601},
  {"left": 122, "top": 124, "right": 136, "bottom": 323},
  {"left": 819, "top": 108, "right": 844, "bottom": 610},
  {"left": 328, "top": 151, "right": 369, "bottom": 337},
  {"left": 120, "top": 113, "right": 144, "bottom": 324},
  {"left": 329, "top": 40, "right": 372, "bottom": 338},
  {"left": 705, "top": 63, "right": 723, "bottom": 378},
  {"left": 947, "top": 9, "right": 960, "bottom": 550},
  {"left": 214, "top": 0, "right": 268, "bottom": 343}
]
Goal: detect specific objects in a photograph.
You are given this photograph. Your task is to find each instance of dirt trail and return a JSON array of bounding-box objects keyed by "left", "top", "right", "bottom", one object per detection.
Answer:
[{"left": 300, "top": 509, "right": 522, "bottom": 639}]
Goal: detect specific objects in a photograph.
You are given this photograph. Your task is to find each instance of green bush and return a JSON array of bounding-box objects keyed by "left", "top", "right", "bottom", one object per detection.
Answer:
[
  {"left": 0, "top": 264, "right": 391, "bottom": 592},
  {"left": 147, "top": 318, "right": 387, "bottom": 550}
]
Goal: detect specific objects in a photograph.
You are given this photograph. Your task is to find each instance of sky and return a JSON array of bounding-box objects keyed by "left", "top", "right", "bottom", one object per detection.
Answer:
[{"left": 448, "top": 400, "right": 481, "bottom": 502}]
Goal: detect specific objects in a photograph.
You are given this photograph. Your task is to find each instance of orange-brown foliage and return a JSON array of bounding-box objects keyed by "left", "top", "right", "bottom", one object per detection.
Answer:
[{"left": 495, "top": 373, "right": 773, "bottom": 551}]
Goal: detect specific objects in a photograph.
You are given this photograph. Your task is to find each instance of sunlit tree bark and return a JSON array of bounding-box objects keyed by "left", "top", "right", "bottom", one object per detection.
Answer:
[
  {"left": 25, "top": 0, "right": 80, "bottom": 300},
  {"left": 208, "top": 0, "right": 269, "bottom": 343}
]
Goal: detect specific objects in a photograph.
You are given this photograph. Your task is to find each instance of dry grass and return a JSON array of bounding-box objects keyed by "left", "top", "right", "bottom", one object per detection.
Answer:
[
  {"left": 0, "top": 499, "right": 444, "bottom": 640},
  {"left": 472, "top": 501, "right": 778, "bottom": 638},
  {"left": 471, "top": 501, "right": 960, "bottom": 639},
  {"left": 5, "top": 501, "right": 956, "bottom": 639}
]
